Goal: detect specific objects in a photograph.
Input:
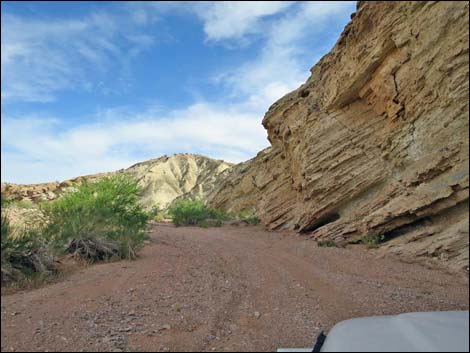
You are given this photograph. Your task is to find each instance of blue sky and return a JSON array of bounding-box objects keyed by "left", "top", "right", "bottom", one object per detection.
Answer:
[{"left": 1, "top": 1, "right": 356, "bottom": 184}]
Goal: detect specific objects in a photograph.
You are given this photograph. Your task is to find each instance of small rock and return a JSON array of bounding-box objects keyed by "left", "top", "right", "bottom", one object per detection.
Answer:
[
  {"left": 159, "top": 324, "right": 171, "bottom": 331},
  {"left": 254, "top": 311, "right": 261, "bottom": 319},
  {"left": 207, "top": 334, "right": 217, "bottom": 342}
]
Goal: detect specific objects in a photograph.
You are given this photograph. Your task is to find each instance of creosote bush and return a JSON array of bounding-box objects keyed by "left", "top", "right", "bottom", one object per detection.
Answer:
[{"left": 41, "top": 174, "right": 149, "bottom": 262}]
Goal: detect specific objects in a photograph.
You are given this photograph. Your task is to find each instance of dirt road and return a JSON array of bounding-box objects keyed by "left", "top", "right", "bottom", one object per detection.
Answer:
[{"left": 1, "top": 224, "right": 469, "bottom": 352}]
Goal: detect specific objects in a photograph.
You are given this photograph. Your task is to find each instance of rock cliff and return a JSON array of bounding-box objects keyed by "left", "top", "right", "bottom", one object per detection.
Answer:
[{"left": 209, "top": 1, "right": 469, "bottom": 271}]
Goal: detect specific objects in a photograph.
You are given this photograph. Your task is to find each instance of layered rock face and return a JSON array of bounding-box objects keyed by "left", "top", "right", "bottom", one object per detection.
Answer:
[
  {"left": 1, "top": 154, "right": 231, "bottom": 210},
  {"left": 210, "top": 1, "right": 469, "bottom": 271}
]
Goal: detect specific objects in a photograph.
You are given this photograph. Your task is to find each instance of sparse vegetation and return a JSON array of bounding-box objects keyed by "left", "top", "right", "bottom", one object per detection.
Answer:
[
  {"left": 196, "top": 219, "right": 210, "bottom": 228},
  {"left": 154, "top": 212, "right": 167, "bottom": 222},
  {"left": 1, "top": 175, "right": 150, "bottom": 286},
  {"left": 148, "top": 204, "right": 169, "bottom": 223},
  {"left": 41, "top": 174, "right": 149, "bottom": 261},
  {"left": 168, "top": 199, "right": 260, "bottom": 228},
  {"left": 235, "top": 210, "right": 260, "bottom": 225},
  {"left": 169, "top": 199, "right": 219, "bottom": 226},
  {"left": 317, "top": 239, "right": 337, "bottom": 248},
  {"left": 1, "top": 215, "right": 55, "bottom": 285},
  {"left": 1, "top": 193, "right": 12, "bottom": 208},
  {"left": 168, "top": 199, "right": 230, "bottom": 227},
  {"left": 360, "top": 234, "right": 385, "bottom": 247},
  {"left": 147, "top": 204, "right": 161, "bottom": 218},
  {"left": 10, "top": 199, "right": 36, "bottom": 209}
]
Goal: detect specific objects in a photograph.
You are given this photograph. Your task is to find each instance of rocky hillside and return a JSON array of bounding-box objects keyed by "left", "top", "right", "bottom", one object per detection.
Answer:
[
  {"left": 1, "top": 154, "right": 232, "bottom": 210},
  {"left": 208, "top": 1, "right": 469, "bottom": 271},
  {"left": 125, "top": 154, "right": 231, "bottom": 209}
]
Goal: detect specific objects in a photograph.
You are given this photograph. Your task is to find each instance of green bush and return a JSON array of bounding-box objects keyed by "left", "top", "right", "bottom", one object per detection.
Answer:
[
  {"left": 41, "top": 174, "right": 149, "bottom": 261},
  {"left": 168, "top": 199, "right": 228, "bottom": 227},
  {"left": 168, "top": 201, "right": 261, "bottom": 228},
  {"left": 168, "top": 199, "right": 207, "bottom": 226}
]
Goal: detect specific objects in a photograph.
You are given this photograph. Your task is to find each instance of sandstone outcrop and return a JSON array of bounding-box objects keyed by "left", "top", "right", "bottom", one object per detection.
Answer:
[{"left": 209, "top": 1, "right": 469, "bottom": 271}]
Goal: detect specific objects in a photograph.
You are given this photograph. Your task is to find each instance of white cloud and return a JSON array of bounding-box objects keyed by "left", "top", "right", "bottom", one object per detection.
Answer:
[
  {"left": 194, "top": 1, "right": 294, "bottom": 41},
  {"left": 1, "top": 103, "right": 269, "bottom": 183},
  {"left": 1, "top": 11, "right": 155, "bottom": 102},
  {"left": 215, "top": 1, "right": 355, "bottom": 109},
  {"left": 126, "top": 1, "right": 294, "bottom": 43},
  {"left": 1, "top": 1, "right": 356, "bottom": 183}
]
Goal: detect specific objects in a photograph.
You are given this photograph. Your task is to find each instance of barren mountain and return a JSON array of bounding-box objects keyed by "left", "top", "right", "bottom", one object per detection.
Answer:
[{"left": 1, "top": 154, "right": 232, "bottom": 210}]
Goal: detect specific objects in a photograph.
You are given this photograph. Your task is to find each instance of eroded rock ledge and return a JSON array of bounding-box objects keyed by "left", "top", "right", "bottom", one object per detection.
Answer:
[{"left": 209, "top": 1, "right": 469, "bottom": 271}]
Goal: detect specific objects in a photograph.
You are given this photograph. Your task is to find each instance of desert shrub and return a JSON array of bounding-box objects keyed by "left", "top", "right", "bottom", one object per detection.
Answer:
[
  {"left": 168, "top": 199, "right": 207, "bottom": 226},
  {"left": 147, "top": 204, "right": 161, "bottom": 218},
  {"left": 197, "top": 219, "right": 209, "bottom": 228},
  {"left": 1, "top": 193, "right": 12, "bottom": 208},
  {"left": 41, "top": 174, "right": 149, "bottom": 262},
  {"left": 198, "top": 219, "right": 222, "bottom": 228},
  {"left": 317, "top": 239, "right": 337, "bottom": 248},
  {"left": 1, "top": 215, "right": 55, "bottom": 285},
  {"left": 154, "top": 212, "right": 168, "bottom": 222},
  {"left": 1, "top": 192, "right": 35, "bottom": 210},
  {"left": 168, "top": 199, "right": 228, "bottom": 227},
  {"left": 168, "top": 200, "right": 262, "bottom": 228},
  {"left": 234, "top": 210, "right": 261, "bottom": 225},
  {"left": 11, "top": 199, "right": 36, "bottom": 209},
  {"left": 148, "top": 204, "right": 169, "bottom": 222},
  {"left": 206, "top": 207, "right": 230, "bottom": 221},
  {"left": 360, "top": 234, "right": 385, "bottom": 247}
]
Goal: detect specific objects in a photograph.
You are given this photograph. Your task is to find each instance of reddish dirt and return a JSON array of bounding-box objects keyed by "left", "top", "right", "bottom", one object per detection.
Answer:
[{"left": 1, "top": 224, "right": 469, "bottom": 352}]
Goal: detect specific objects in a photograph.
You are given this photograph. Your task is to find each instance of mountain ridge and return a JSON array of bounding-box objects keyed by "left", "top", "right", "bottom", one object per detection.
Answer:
[{"left": 1, "top": 153, "right": 233, "bottom": 210}]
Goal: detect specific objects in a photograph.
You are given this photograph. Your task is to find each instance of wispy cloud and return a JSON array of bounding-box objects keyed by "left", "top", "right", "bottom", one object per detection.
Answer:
[
  {"left": 126, "top": 1, "right": 295, "bottom": 45},
  {"left": 215, "top": 1, "right": 356, "bottom": 109},
  {"left": 1, "top": 11, "right": 155, "bottom": 102},
  {"left": 193, "top": 1, "right": 294, "bottom": 42},
  {"left": 1, "top": 1, "right": 355, "bottom": 183}
]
